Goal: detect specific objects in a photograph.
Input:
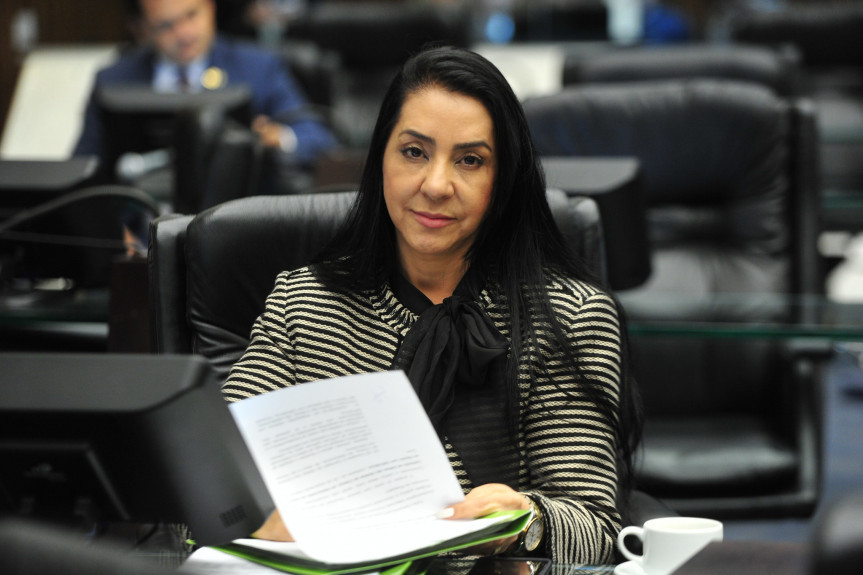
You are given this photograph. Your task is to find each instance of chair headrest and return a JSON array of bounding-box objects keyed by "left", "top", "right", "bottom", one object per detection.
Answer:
[
  {"left": 153, "top": 190, "right": 604, "bottom": 380},
  {"left": 524, "top": 80, "right": 790, "bottom": 254},
  {"left": 563, "top": 44, "right": 799, "bottom": 97},
  {"left": 184, "top": 192, "right": 356, "bottom": 378}
]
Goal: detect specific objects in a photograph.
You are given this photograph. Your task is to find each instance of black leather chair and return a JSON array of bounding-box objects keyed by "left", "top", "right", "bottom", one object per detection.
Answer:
[
  {"left": 729, "top": 4, "right": 863, "bottom": 73},
  {"left": 810, "top": 491, "right": 863, "bottom": 575},
  {"left": 148, "top": 189, "right": 603, "bottom": 379},
  {"left": 729, "top": 4, "right": 863, "bottom": 236},
  {"left": 0, "top": 518, "right": 179, "bottom": 575},
  {"left": 562, "top": 43, "right": 801, "bottom": 97},
  {"left": 287, "top": 2, "right": 472, "bottom": 148},
  {"left": 148, "top": 188, "right": 674, "bottom": 527},
  {"left": 171, "top": 104, "right": 262, "bottom": 213},
  {"left": 511, "top": 0, "right": 608, "bottom": 42},
  {"left": 524, "top": 79, "right": 826, "bottom": 519},
  {"left": 280, "top": 40, "right": 341, "bottom": 113}
]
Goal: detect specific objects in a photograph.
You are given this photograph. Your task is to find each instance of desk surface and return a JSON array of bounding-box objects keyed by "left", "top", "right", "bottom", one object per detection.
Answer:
[
  {"left": 428, "top": 541, "right": 808, "bottom": 575},
  {"left": 620, "top": 292, "right": 863, "bottom": 340},
  {"left": 672, "top": 540, "right": 809, "bottom": 575},
  {"left": 0, "top": 287, "right": 109, "bottom": 324},
  {"left": 176, "top": 539, "right": 805, "bottom": 575}
]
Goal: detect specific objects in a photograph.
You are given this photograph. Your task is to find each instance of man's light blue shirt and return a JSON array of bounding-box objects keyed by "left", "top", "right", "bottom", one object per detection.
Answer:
[{"left": 152, "top": 55, "right": 207, "bottom": 92}]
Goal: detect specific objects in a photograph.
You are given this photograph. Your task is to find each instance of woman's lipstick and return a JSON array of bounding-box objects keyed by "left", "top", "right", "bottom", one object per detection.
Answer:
[{"left": 413, "top": 211, "right": 454, "bottom": 229}]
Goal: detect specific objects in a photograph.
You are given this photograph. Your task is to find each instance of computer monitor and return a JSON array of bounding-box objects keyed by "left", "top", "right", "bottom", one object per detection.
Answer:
[
  {"left": 95, "top": 84, "right": 253, "bottom": 171},
  {"left": 0, "top": 353, "right": 273, "bottom": 546},
  {"left": 542, "top": 156, "right": 650, "bottom": 290},
  {"left": 0, "top": 157, "right": 99, "bottom": 216}
]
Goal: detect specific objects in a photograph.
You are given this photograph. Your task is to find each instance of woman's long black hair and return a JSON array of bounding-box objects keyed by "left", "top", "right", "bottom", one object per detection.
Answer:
[{"left": 314, "top": 46, "right": 642, "bottom": 517}]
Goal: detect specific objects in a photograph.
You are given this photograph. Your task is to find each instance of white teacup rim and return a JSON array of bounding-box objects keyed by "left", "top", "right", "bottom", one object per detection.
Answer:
[{"left": 641, "top": 516, "right": 723, "bottom": 533}]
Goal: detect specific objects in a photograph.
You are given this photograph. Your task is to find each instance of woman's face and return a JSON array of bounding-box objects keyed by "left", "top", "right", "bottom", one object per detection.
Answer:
[{"left": 383, "top": 86, "right": 496, "bottom": 272}]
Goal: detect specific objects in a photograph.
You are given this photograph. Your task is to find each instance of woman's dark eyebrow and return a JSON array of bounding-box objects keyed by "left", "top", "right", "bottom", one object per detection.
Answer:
[
  {"left": 400, "top": 129, "right": 433, "bottom": 144},
  {"left": 400, "top": 129, "right": 493, "bottom": 152},
  {"left": 454, "top": 141, "right": 493, "bottom": 153}
]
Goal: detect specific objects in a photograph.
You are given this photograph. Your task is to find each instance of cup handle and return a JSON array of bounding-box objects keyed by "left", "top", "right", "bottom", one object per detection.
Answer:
[{"left": 617, "top": 526, "right": 645, "bottom": 564}]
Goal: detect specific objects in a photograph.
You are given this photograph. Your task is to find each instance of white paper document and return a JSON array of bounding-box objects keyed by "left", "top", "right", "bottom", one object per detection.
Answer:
[{"left": 229, "top": 370, "right": 507, "bottom": 565}]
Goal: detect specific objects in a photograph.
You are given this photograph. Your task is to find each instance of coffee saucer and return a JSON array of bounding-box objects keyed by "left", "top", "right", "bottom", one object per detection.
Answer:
[{"left": 614, "top": 560, "right": 645, "bottom": 575}]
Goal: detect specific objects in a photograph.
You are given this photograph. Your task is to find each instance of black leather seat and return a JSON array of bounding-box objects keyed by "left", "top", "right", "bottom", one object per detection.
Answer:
[
  {"left": 524, "top": 79, "right": 826, "bottom": 519},
  {"left": 811, "top": 491, "right": 863, "bottom": 575},
  {"left": 729, "top": 4, "right": 863, "bottom": 237},
  {"left": 511, "top": 0, "right": 608, "bottom": 42},
  {"left": 171, "top": 104, "right": 262, "bottom": 213},
  {"left": 148, "top": 188, "right": 673, "bottom": 527},
  {"left": 287, "top": 2, "right": 471, "bottom": 149},
  {"left": 562, "top": 43, "right": 801, "bottom": 97},
  {"left": 729, "top": 4, "right": 863, "bottom": 74},
  {"left": 148, "top": 189, "right": 603, "bottom": 381}
]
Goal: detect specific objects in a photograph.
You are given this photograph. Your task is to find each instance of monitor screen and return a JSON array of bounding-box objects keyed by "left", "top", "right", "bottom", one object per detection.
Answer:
[
  {"left": 0, "top": 157, "right": 100, "bottom": 218},
  {"left": 541, "top": 156, "right": 650, "bottom": 290},
  {"left": 0, "top": 353, "right": 272, "bottom": 546},
  {"left": 95, "top": 85, "right": 253, "bottom": 168}
]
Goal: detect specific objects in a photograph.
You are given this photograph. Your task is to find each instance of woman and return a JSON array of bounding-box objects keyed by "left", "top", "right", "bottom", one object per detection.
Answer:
[{"left": 223, "top": 46, "right": 641, "bottom": 564}]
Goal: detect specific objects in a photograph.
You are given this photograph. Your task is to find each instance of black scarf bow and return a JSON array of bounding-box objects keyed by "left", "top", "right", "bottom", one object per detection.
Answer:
[
  {"left": 392, "top": 294, "right": 510, "bottom": 428},
  {"left": 389, "top": 278, "right": 520, "bottom": 489}
]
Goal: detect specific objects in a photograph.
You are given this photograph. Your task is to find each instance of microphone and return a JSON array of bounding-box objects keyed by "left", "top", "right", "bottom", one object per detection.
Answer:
[{"left": 115, "top": 149, "right": 172, "bottom": 182}]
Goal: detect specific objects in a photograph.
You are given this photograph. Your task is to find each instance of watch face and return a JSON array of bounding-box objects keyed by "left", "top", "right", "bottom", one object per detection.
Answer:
[{"left": 525, "top": 520, "right": 543, "bottom": 551}]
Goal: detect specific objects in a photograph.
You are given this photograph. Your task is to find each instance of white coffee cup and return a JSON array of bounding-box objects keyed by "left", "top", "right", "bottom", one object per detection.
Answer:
[{"left": 617, "top": 516, "right": 723, "bottom": 575}]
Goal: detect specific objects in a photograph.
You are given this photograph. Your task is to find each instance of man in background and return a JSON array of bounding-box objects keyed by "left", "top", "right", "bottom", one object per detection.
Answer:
[{"left": 74, "top": 0, "right": 336, "bottom": 187}]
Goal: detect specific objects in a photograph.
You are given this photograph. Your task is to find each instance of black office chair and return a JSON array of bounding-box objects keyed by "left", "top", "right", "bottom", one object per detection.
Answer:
[
  {"left": 511, "top": 0, "right": 608, "bottom": 42},
  {"left": 287, "top": 2, "right": 472, "bottom": 148},
  {"left": 0, "top": 518, "right": 179, "bottom": 575},
  {"left": 148, "top": 188, "right": 602, "bottom": 377},
  {"left": 810, "top": 491, "right": 863, "bottom": 575},
  {"left": 729, "top": 3, "right": 863, "bottom": 74},
  {"left": 562, "top": 43, "right": 801, "bottom": 97},
  {"left": 729, "top": 3, "right": 863, "bottom": 236},
  {"left": 172, "top": 104, "right": 262, "bottom": 213},
  {"left": 524, "top": 79, "right": 826, "bottom": 519},
  {"left": 148, "top": 188, "right": 674, "bottom": 527}
]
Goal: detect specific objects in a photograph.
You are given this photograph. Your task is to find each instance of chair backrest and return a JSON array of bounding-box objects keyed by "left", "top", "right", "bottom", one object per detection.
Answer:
[
  {"left": 525, "top": 79, "right": 821, "bottom": 300},
  {"left": 730, "top": 4, "right": 863, "bottom": 69},
  {"left": 562, "top": 44, "right": 801, "bottom": 97},
  {"left": 148, "top": 189, "right": 605, "bottom": 382},
  {"left": 287, "top": 2, "right": 471, "bottom": 148},
  {"left": 289, "top": 2, "right": 471, "bottom": 69},
  {"left": 524, "top": 79, "right": 820, "bottom": 416},
  {"left": 172, "top": 106, "right": 262, "bottom": 214},
  {"left": 523, "top": 81, "right": 827, "bottom": 521},
  {"left": 511, "top": 0, "right": 608, "bottom": 42}
]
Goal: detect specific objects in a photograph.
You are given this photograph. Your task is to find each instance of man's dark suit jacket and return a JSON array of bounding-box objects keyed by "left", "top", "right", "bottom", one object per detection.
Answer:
[{"left": 74, "top": 38, "right": 336, "bottom": 165}]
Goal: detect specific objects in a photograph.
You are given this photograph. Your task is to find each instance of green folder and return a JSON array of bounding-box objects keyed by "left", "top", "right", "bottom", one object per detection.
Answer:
[{"left": 211, "top": 509, "right": 530, "bottom": 575}]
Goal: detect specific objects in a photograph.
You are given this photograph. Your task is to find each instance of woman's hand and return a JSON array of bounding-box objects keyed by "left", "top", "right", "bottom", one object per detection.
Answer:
[
  {"left": 437, "top": 484, "right": 532, "bottom": 555},
  {"left": 252, "top": 509, "right": 294, "bottom": 542}
]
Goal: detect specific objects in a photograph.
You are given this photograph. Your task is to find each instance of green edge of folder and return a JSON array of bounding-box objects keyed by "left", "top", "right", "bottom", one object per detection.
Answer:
[{"left": 211, "top": 509, "right": 531, "bottom": 575}]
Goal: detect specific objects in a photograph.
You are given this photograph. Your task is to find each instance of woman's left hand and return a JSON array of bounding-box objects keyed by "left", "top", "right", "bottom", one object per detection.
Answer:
[{"left": 437, "top": 483, "right": 532, "bottom": 555}]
